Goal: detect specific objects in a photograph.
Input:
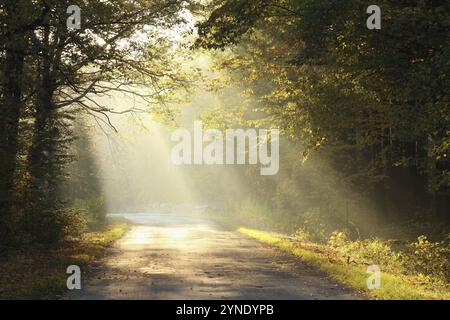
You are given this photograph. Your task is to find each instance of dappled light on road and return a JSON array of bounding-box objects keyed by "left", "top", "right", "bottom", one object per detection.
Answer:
[
  {"left": 122, "top": 225, "right": 191, "bottom": 248},
  {"left": 166, "top": 227, "right": 189, "bottom": 241},
  {"left": 64, "top": 213, "right": 362, "bottom": 300},
  {"left": 122, "top": 226, "right": 155, "bottom": 246}
]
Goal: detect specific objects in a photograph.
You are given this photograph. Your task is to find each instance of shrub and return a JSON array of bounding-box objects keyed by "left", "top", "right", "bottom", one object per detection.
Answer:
[
  {"left": 26, "top": 206, "right": 88, "bottom": 243},
  {"left": 402, "top": 235, "right": 450, "bottom": 284},
  {"left": 328, "top": 230, "right": 350, "bottom": 247},
  {"left": 60, "top": 207, "right": 89, "bottom": 236},
  {"left": 72, "top": 196, "right": 106, "bottom": 225},
  {"left": 294, "top": 228, "right": 312, "bottom": 242},
  {"left": 294, "top": 208, "right": 351, "bottom": 243},
  {"left": 328, "top": 231, "right": 401, "bottom": 272},
  {"left": 357, "top": 238, "right": 401, "bottom": 267}
]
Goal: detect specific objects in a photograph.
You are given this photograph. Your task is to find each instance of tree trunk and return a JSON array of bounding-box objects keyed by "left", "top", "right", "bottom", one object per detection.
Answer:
[
  {"left": 0, "top": 37, "right": 25, "bottom": 241},
  {"left": 28, "top": 25, "right": 58, "bottom": 206}
]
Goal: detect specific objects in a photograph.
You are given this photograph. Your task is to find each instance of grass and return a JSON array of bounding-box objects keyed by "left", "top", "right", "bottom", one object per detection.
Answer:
[
  {"left": 0, "top": 218, "right": 128, "bottom": 300},
  {"left": 239, "top": 227, "right": 450, "bottom": 300}
]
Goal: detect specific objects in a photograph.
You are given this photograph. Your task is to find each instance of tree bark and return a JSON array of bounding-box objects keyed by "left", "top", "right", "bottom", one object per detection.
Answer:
[
  {"left": 28, "top": 25, "right": 58, "bottom": 206},
  {"left": 0, "top": 37, "right": 25, "bottom": 240}
]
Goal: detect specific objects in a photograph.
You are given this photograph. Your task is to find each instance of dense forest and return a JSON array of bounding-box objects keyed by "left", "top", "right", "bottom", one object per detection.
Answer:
[
  {"left": 1, "top": 0, "right": 449, "bottom": 247},
  {"left": 0, "top": 0, "right": 449, "bottom": 300},
  {"left": 0, "top": 0, "right": 190, "bottom": 245},
  {"left": 189, "top": 0, "right": 450, "bottom": 238}
]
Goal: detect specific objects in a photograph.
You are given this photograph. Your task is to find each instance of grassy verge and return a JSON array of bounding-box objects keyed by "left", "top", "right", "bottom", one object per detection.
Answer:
[
  {"left": 239, "top": 227, "right": 450, "bottom": 300},
  {"left": 0, "top": 218, "right": 128, "bottom": 299}
]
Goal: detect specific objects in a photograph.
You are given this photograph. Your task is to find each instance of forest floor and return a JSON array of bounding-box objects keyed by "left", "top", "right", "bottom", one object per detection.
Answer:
[
  {"left": 0, "top": 219, "right": 128, "bottom": 299},
  {"left": 63, "top": 213, "right": 364, "bottom": 300}
]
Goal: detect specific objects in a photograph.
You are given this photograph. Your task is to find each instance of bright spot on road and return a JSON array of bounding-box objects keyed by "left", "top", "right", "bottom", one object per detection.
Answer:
[
  {"left": 165, "top": 227, "right": 188, "bottom": 240},
  {"left": 121, "top": 224, "right": 190, "bottom": 247},
  {"left": 124, "top": 226, "right": 153, "bottom": 245}
]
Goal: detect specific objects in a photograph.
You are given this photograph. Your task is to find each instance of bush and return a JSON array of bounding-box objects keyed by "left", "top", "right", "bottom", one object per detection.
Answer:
[
  {"left": 60, "top": 207, "right": 89, "bottom": 236},
  {"left": 72, "top": 196, "right": 106, "bottom": 225},
  {"left": 328, "top": 230, "right": 350, "bottom": 247},
  {"left": 402, "top": 235, "right": 450, "bottom": 284},
  {"left": 293, "top": 208, "right": 352, "bottom": 243},
  {"left": 328, "top": 231, "right": 401, "bottom": 272},
  {"left": 26, "top": 206, "right": 88, "bottom": 243},
  {"left": 327, "top": 232, "right": 449, "bottom": 284},
  {"left": 294, "top": 228, "right": 313, "bottom": 242},
  {"left": 357, "top": 238, "right": 401, "bottom": 267}
]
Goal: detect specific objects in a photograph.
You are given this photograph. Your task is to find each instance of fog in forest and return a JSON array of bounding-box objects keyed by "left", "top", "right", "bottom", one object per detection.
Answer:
[
  {"left": 88, "top": 69, "right": 251, "bottom": 214},
  {"left": 85, "top": 76, "right": 376, "bottom": 238},
  {"left": 1, "top": 1, "right": 448, "bottom": 300}
]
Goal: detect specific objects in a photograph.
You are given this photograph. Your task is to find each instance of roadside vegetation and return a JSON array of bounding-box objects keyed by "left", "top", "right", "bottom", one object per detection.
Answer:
[
  {"left": 0, "top": 218, "right": 128, "bottom": 299},
  {"left": 241, "top": 228, "right": 449, "bottom": 300},
  {"left": 207, "top": 209, "right": 449, "bottom": 300}
]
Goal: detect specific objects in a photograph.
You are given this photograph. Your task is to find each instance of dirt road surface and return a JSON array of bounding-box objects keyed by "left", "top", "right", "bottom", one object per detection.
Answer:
[{"left": 64, "top": 213, "right": 364, "bottom": 300}]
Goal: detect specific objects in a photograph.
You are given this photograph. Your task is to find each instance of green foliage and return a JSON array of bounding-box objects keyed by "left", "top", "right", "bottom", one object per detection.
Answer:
[
  {"left": 294, "top": 209, "right": 330, "bottom": 243},
  {"left": 330, "top": 232, "right": 401, "bottom": 270},
  {"left": 72, "top": 196, "right": 106, "bottom": 225},
  {"left": 403, "top": 235, "right": 450, "bottom": 285},
  {"left": 196, "top": 0, "right": 450, "bottom": 227},
  {"left": 241, "top": 227, "right": 450, "bottom": 299},
  {"left": 196, "top": 0, "right": 270, "bottom": 49},
  {"left": 26, "top": 206, "right": 88, "bottom": 244},
  {"left": 0, "top": 0, "right": 189, "bottom": 245},
  {"left": 327, "top": 231, "right": 449, "bottom": 285}
]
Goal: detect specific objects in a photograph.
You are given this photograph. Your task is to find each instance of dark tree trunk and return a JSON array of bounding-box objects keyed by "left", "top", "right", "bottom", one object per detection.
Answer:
[
  {"left": 0, "top": 38, "right": 25, "bottom": 240},
  {"left": 28, "top": 26, "right": 58, "bottom": 207},
  {"left": 26, "top": 32, "right": 62, "bottom": 242}
]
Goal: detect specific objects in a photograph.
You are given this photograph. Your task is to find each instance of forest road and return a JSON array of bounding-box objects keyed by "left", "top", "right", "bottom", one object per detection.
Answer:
[{"left": 63, "top": 213, "right": 364, "bottom": 300}]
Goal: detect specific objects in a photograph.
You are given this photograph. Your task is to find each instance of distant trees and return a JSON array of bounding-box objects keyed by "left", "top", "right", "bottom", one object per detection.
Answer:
[
  {"left": 0, "top": 0, "right": 188, "bottom": 245},
  {"left": 196, "top": 0, "right": 450, "bottom": 228}
]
